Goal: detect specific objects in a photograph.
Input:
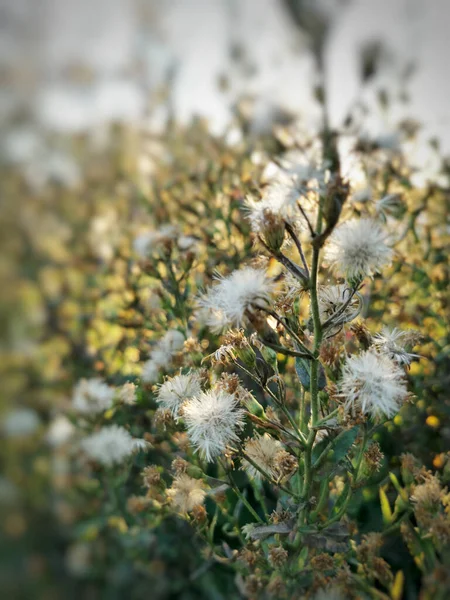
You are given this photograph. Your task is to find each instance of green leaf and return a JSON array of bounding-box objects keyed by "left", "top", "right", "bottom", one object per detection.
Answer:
[
  {"left": 329, "top": 426, "right": 359, "bottom": 464},
  {"left": 295, "top": 357, "right": 327, "bottom": 390},
  {"left": 295, "top": 357, "right": 311, "bottom": 388}
]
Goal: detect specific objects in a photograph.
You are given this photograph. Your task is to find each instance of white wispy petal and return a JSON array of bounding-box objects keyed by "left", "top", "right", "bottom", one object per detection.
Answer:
[
  {"left": 318, "top": 284, "right": 362, "bottom": 337},
  {"left": 183, "top": 389, "right": 245, "bottom": 461},
  {"left": 156, "top": 371, "right": 202, "bottom": 417},
  {"left": 198, "top": 267, "right": 274, "bottom": 333},
  {"left": 72, "top": 378, "right": 115, "bottom": 415},
  {"left": 80, "top": 425, "right": 149, "bottom": 466},
  {"left": 325, "top": 218, "right": 392, "bottom": 280},
  {"left": 373, "top": 327, "right": 420, "bottom": 366},
  {"left": 141, "top": 329, "right": 185, "bottom": 383},
  {"left": 339, "top": 349, "right": 408, "bottom": 419}
]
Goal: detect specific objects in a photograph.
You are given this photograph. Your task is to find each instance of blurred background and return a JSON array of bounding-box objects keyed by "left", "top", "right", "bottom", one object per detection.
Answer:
[
  {"left": 1, "top": 1, "right": 449, "bottom": 598},
  {"left": 1, "top": 0, "right": 450, "bottom": 168}
]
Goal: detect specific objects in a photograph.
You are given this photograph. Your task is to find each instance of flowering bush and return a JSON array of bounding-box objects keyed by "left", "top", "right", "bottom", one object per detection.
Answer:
[{"left": 2, "top": 118, "right": 449, "bottom": 598}]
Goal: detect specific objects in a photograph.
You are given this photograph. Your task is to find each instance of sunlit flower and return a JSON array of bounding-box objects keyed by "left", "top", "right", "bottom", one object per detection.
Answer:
[
  {"left": 119, "top": 382, "right": 137, "bottom": 405},
  {"left": 318, "top": 284, "right": 362, "bottom": 337},
  {"left": 339, "top": 349, "right": 408, "bottom": 419},
  {"left": 47, "top": 415, "right": 75, "bottom": 447},
  {"left": 245, "top": 179, "right": 299, "bottom": 235},
  {"left": 80, "top": 425, "right": 148, "bottom": 466},
  {"left": 242, "top": 433, "right": 296, "bottom": 480},
  {"left": 141, "top": 329, "right": 185, "bottom": 383},
  {"left": 72, "top": 378, "right": 115, "bottom": 415},
  {"left": 325, "top": 218, "right": 392, "bottom": 280},
  {"left": 373, "top": 327, "right": 420, "bottom": 366},
  {"left": 166, "top": 474, "right": 206, "bottom": 513},
  {"left": 156, "top": 371, "right": 202, "bottom": 417},
  {"left": 133, "top": 225, "right": 177, "bottom": 258},
  {"left": 183, "top": 389, "right": 245, "bottom": 461},
  {"left": 242, "top": 433, "right": 283, "bottom": 479},
  {"left": 198, "top": 267, "right": 274, "bottom": 333}
]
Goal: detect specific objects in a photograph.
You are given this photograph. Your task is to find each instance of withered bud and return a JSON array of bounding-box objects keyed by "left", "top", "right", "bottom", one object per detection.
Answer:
[
  {"left": 184, "top": 337, "right": 202, "bottom": 354},
  {"left": 261, "top": 210, "right": 286, "bottom": 252},
  {"left": 191, "top": 504, "right": 207, "bottom": 523},
  {"left": 171, "top": 457, "right": 189, "bottom": 475},
  {"left": 216, "top": 372, "right": 241, "bottom": 395},
  {"left": 362, "top": 442, "right": 384, "bottom": 476},
  {"left": 268, "top": 546, "right": 288, "bottom": 568},
  {"left": 274, "top": 450, "right": 298, "bottom": 479},
  {"left": 239, "top": 548, "right": 259, "bottom": 568},
  {"left": 173, "top": 432, "right": 190, "bottom": 452},
  {"left": 244, "top": 574, "right": 263, "bottom": 597},
  {"left": 351, "top": 322, "right": 372, "bottom": 349},
  {"left": 127, "top": 495, "right": 152, "bottom": 514},
  {"left": 270, "top": 509, "right": 292, "bottom": 524},
  {"left": 142, "top": 465, "right": 161, "bottom": 488},
  {"left": 310, "top": 553, "right": 334, "bottom": 571},
  {"left": 153, "top": 408, "right": 174, "bottom": 430},
  {"left": 372, "top": 557, "right": 393, "bottom": 585},
  {"left": 267, "top": 576, "right": 286, "bottom": 598},
  {"left": 320, "top": 334, "right": 345, "bottom": 368}
]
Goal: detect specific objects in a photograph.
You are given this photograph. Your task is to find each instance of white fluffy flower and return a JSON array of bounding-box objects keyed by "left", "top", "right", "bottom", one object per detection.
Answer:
[
  {"left": 47, "top": 415, "right": 75, "bottom": 447},
  {"left": 156, "top": 371, "right": 202, "bottom": 417},
  {"left": 183, "top": 389, "right": 245, "bottom": 461},
  {"left": 318, "top": 284, "right": 362, "bottom": 337},
  {"left": 245, "top": 179, "right": 300, "bottom": 235},
  {"left": 242, "top": 433, "right": 283, "bottom": 479},
  {"left": 80, "top": 425, "right": 148, "bottom": 466},
  {"left": 3, "top": 408, "right": 40, "bottom": 437},
  {"left": 198, "top": 267, "right": 274, "bottom": 333},
  {"left": 339, "top": 349, "right": 408, "bottom": 419},
  {"left": 119, "top": 382, "right": 137, "bottom": 405},
  {"left": 72, "top": 378, "right": 115, "bottom": 415},
  {"left": 325, "top": 218, "right": 392, "bottom": 280},
  {"left": 141, "top": 359, "right": 161, "bottom": 383},
  {"left": 373, "top": 327, "right": 420, "bottom": 366},
  {"left": 132, "top": 225, "right": 177, "bottom": 258},
  {"left": 166, "top": 474, "right": 206, "bottom": 513},
  {"left": 141, "top": 329, "right": 185, "bottom": 383}
]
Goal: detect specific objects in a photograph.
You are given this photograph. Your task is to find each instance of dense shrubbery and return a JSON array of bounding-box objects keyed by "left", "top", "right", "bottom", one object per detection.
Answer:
[{"left": 1, "top": 114, "right": 449, "bottom": 599}]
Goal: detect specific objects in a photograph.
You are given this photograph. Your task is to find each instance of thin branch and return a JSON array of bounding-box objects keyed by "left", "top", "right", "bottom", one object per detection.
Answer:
[
  {"left": 296, "top": 200, "right": 316, "bottom": 239},
  {"left": 285, "top": 221, "right": 310, "bottom": 277}
]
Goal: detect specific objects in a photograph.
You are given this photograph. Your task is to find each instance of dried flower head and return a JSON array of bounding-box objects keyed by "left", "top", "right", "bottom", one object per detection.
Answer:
[
  {"left": 80, "top": 425, "right": 148, "bottom": 466},
  {"left": 72, "top": 378, "right": 115, "bottom": 415},
  {"left": 339, "top": 349, "right": 408, "bottom": 419},
  {"left": 166, "top": 474, "right": 206, "bottom": 513},
  {"left": 245, "top": 178, "right": 301, "bottom": 238},
  {"left": 373, "top": 327, "right": 420, "bottom": 366},
  {"left": 318, "top": 285, "right": 362, "bottom": 337},
  {"left": 325, "top": 218, "right": 392, "bottom": 280},
  {"left": 243, "top": 433, "right": 297, "bottom": 481},
  {"left": 119, "top": 382, "right": 137, "bottom": 405},
  {"left": 198, "top": 267, "right": 274, "bottom": 333},
  {"left": 142, "top": 465, "right": 161, "bottom": 488},
  {"left": 171, "top": 457, "right": 189, "bottom": 475},
  {"left": 156, "top": 371, "right": 202, "bottom": 417},
  {"left": 127, "top": 495, "right": 152, "bottom": 514},
  {"left": 268, "top": 546, "right": 288, "bottom": 568},
  {"left": 183, "top": 389, "right": 245, "bottom": 461},
  {"left": 362, "top": 442, "right": 384, "bottom": 476},
  {"left": 153, "top": 408, "right": 174, "bottom": 430},
  {"left": 411, "top": 476, "right": 444, "bottom": 512}
]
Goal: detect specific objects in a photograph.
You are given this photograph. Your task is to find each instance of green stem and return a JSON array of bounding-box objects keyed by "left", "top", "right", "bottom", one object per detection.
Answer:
[{"left": 225, "top": 466, "right": 264, "bottom": 524}]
